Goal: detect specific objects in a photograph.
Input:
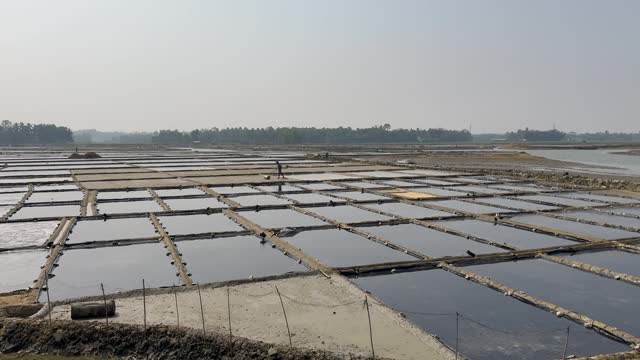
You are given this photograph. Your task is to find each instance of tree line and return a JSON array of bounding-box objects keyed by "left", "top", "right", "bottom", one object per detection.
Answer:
[
  {"left": 505, "top": 128, "right": 567, "bottom": 142},
  {"left": 0, "top": 120, "right": 73, "bottom": 144},
  {"left": 150, "top": 126, "right": 473, "bottom": 145}
]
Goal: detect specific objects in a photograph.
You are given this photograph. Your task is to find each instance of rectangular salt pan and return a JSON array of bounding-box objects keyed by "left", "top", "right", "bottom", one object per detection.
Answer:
[
  {"left": 164, "top": 197, "right": 227, "bottom": 211},
  {"left": 560, "top": 250, "right": 640, "bottom": 277},
  {"left": 353, "top": 269, "right": 627, "bottom": 360},
  {"left": 0, "top": 249, "right": 48, "bottom": 293},
  {"left": 98, "top": 190, "right": 151, "bottom": 200},
  {"left": 11, "top": 205, "right": 81, "bottom": 219},
  {"left": 98, "top": 200, "right": 163, "bottom": 214},
  {"left": 0, "top": 192, "right": 25, "bottom": 205},
  {"left": 515, "top": 195, "right": 597, "bottom": 207},
  {"left": 209, "top": 186, "right": 260, "bottom": 194},
  {"left": 44, "top": 243, "right": 178, "bottom": 301},
  {"left": 560, "top": 192, "right": 638, "bottom": 204},
  {"left": 436, "top": 219, "right": 577, "bottom": 249},
  {"left": 466, "top": 259, "right": 640, "bottom": 337},
  {"left": 472, "top": 197, "right": 557, "bottom": 211},
  {"left": 282, "top": 193, "right": 342, "bottom": 204},
  {"left": 158, "top": 213, "right": 244, "bottom": 235},
  {"left": 0, "top": 221, "right": 60, "bottom": 248},
  {"left": 26, "top": 191, "right": 84, "bottom": 203},
  {"left": 306, "top": 205, "right": 391, "bottom": 223},
  {"left": 359, "top": 224, "right": 505, "bottom": 258},
  {"left": 559, "top": 210, "right": 640, "bottom": 228},
  {"left": 297, "top": 183, "right": 345, "bottom": 191},
  {"left": 177, "top": 236, "right": 306, "bottom": 284},
  {"left": 154, "top": 188, "right": 206, "bottom": 197},
  {"left": 509, "top": 214, "right": 637, "bottom": 240},
  {"left": 285, "top": 229, "right": 414, "bottom": 267},
  {"left": 330, "top": 191, "right": 389, "bottom": 201},
  {"left": 231, "top": 194, "right": 292, "bottom": 206},
  {"left": 239, "top": 209, "right": 327, "bottom": 229},
  {"left": 426, "top": 200, "right": 514, "bottom": 214},
  {"left": 67, "top": 218, "right": 157, "bottom": 244},
  {"left": 360, "top": 202, "right": 454, "bottom": 219}
]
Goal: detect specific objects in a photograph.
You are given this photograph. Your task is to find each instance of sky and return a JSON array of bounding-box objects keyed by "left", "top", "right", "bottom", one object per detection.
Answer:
[{"left": 1, "top": 0, "right": 638, "bottom": 133}]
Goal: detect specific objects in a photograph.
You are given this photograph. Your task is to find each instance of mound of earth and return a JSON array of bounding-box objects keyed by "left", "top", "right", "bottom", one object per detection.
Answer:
[{"left": 68, "top": 152, "right": 101, "bottom": 159}]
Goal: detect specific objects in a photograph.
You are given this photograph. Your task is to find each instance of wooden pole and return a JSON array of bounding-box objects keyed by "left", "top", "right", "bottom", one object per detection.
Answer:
[
  {"left": 274, "top": 285, "right": 292, "bottom": 347},
  {"left": 45, "top": 276, "right": 52, "bottom": 327},
  {"left": 227, "top": 286, "right": 233, "bottom": 355},
  {"left": 100, "top": 283, "right": 108, "bottom": 327},
  {"left": 562, "top": 326, "right": 570, "bottom": 359},
  {"left": 173, "top": 283, "right": 180, "bottom": 328},
  {"left": 455, "top": 312, "right": 459, "bottom": 360},
  {"left": 142, "top": 279, "right": 147, "bottom": 331},
  {"left": 364, "top": 296, "right": 375, "bottom": 359},
  {"left": 196, "top": 283, "right": 206, "bottom": 336}
]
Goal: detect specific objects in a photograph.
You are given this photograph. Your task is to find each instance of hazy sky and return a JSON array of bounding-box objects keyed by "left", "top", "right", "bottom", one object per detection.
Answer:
[{"left": 1, "top": 1, "right": 638, "bottom": 133}]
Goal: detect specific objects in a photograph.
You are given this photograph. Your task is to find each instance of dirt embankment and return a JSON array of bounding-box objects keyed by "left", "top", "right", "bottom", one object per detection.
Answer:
[
  {"left": 612, "top": 150, "right": 640, "bottom": 157},
  {"left": 0, "top": 319, "right": 358, "bottom": 360},
  {"left": 362, "top": 152, "right": 640, "bottom": 192}
]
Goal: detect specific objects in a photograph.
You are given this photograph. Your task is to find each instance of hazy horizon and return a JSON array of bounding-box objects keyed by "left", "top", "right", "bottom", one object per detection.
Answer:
[{"left": 2, "top": 1, "right": 638, "bottom": 133}]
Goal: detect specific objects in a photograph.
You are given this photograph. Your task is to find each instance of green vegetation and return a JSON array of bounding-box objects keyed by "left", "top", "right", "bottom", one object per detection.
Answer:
[
  {"left": 0, "top": 121, "right": 73, "bottom": 144},
  {"left": 505, "top": 128, "right": 567, "bottom": 142},
  {"left": 151, "top": 126, "right": 473, "bottom": 145}
]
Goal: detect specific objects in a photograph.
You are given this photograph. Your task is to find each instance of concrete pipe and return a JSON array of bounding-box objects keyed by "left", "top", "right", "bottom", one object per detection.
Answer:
[{"left": 70, "top": 300, "right": 116, "bottom": 320}]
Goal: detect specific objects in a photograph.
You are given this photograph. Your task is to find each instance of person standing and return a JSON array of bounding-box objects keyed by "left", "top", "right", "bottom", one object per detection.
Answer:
[{"left": 276, "top": 161, "right": 284, "bottom": 179}]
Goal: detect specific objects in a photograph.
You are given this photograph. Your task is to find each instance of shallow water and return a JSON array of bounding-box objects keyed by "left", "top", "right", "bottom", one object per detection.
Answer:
[
  {"left": 358, "top": 223, "right": 505, "bottom": 257},
  {"left": 425, "top": 200, "right": 514, "bottom": 214},
  {"left": 560, "top": 250, "right": 640, "bottom": 277},
  {"left": 339, "top": 181, "right": 389, "bottom": 189},
  {"left": 359, "top": 202, "right": 454, "bottom": 219},
  {"left": 305, "top": 205, "right": 391, "bottom": 223},
  {"left": 67, "top": 218, "right": 157, "bottom": 244},
  {"left": 26, "top": 191, "right": 84, "bottom": 204},
  {"left": 154, "top": 188, "right": 206, "bottom": 197},
  {"left": 284, "top": 228, "right": 414, "bottom": 267},
  {"left": 0, "top": 221, "right": 60, "bottom": 248},
  {"left": 605, "top": 206, "right": 640, "bottom": 217},
  {"left": 466, "top": 259, "right": 640, "bottom": 336},
  {"left": 411, "top": 178, "right": 462, "bottom": 186},
  {"left": 97, "top": 200, "right": 163, "bottom": 214},
  {"left": 296, "top": 183, "right": 345, "bottom": 191},
  {"left": 209, "top": 186, "right": 260, "bottom": 194},
  {"left": 559, "top": 192, "right": 638, "bottom": 204},
  {"left": 239, "top": 209, "right": 327, "bottom": 229},
  {"left": 352, "top": 269, "right": 628, "bottom": 360},
  {"left": 472, "top": 197, "right": 557, "bottom": 211},
  {"left": 176, "top": 235, "right": 306, "bottom": 283},
  {"left": 0, "top": 249, "right": 48, "bottom": 293},
  {"left": 380, "top": 180, "right": 423, "bottom": 188},
  {"left": 281, "top": 193, "right": 343, "bottom": 204},
  {"left": 410, "top": 187, "right": 467, "bottom": 197},
  {"left": 231, "top": 194, "right": 292, "bottom": 206},
  {"left": 509, "top": 214, "right": 637, "bottom": 240},
  {"left": 0, "top": 192, "right": 25, "bottom": 205},
  {"left": 158, "top": 213, "right": 244, "bottom": 235},
  {"left": 97, "top": 190, "right": 152, "bottom": 201},
  {"left": 526, "top": 149, "right": 640, "bottom": 176},
  {"left": 449, "top": 186, "right": 509, "bottom": 195},
  {"left": 44, "top": 242, "right": 178, "bottom": 301},
  {"left": 163, "top": 197, "right": 227, "bottom": 211},
  {"left": 436, "top": 219, "right": 576, "bottom": 249},
  {"left": 514, "top": 194, "right": 597, "bottom": 207},
  {"left": 330, "top": 191, "right": 389, "bottom": 201},
  {"left": 11, "top": 204, "right": 81, "bottom": 219},
  {"left": 558, "top": 210, "right": 640, "bottom": 228},
  {"left": 256, "top": 184, "right": 305, "bottom": 193}
]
